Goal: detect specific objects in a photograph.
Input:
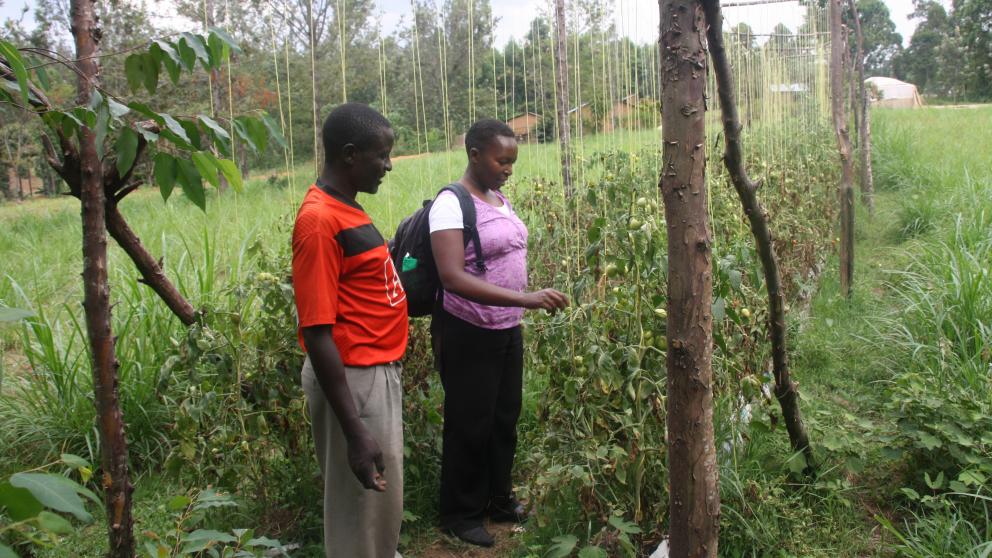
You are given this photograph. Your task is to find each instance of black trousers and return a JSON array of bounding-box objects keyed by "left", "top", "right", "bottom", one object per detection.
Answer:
[{"left": 435, "top": 309, "right": 523, "bottom": 530}]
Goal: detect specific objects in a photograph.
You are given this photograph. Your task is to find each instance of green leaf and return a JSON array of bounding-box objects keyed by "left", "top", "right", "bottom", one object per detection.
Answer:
[
  {"left": 127, "top": 101, "right": 158, "bottom": 120},
  {"left": 153, "top": 152, "right": 178, "bottom": 201},
  {"left": 181, "top": 529, "right": 238, "bottom": 553},
  {"left": 198, "top": 115, "right": 230, "bottom": 141},
  {"left": 159, "top": 113, "right": 192, "bottom": 147},
  {"left": 151, "top": 40, "right": 182, "bottom": 84},
  {"left": 0, "top": 39, "right": 31, "bottom": 107},
  {"left": 207, "top": 27, "right": 241, "bottom": 53},
  {"left": 176, "top": 158, "right": 206, "bottom": 211},
  {"left": 142, "top": 52, "right": 159, "bottom": 94},
  {"left": 94, "top": 103, "right": 110, "bottom": 160},
  {"left": 191, "top": 151, "right": 219, "bottom": 188},
  {"left": 0, "top": 306, "right": 34, "bottom": 323},
  {"left": 0, "top": 480, "right": 44, "bottom": 521},
  {"left": 728, "top": 269, "right": 742, "bottom": 291},
  {"left": 578, "top": 547, "right": 608, "bottom": 558},
  {"left": 175, "top": 38, "right": 197, "bottom": 71},
  {"left": 608, "top": 515, "right": 641, "bottom": 534},
  {"left": 116, "top": 127, "right": 140, "bottom": 177},
  {"left": 244, "top": 117, "right": 268, "bottom": 153},
  {"left": 136, "top": 126, "right": 159, "bottom": 143},
  {"left": 34, "top": 62, "right": 50, "bottom": 90},
  {"left": 60, "top": 454, "right": 90, "bottom": 470},
  {"left": 260, "top": 113, "right": 288, "bottom": 149},
  {"left": 165, "top": 494, "right": 191, "bottom": 512},
  {"left": 0, "top": 543, "right": 18, "bottom": 558},
  {"left": 9, "top": 473, "right": 92, "bottom": 522},
  {"left": 108, "top": 97, "right": 131, "bottom": 119},
  {"left": 712, "top": 297, "right": 726, "bottom": 323},
  {"left": 37, "top": 510, "right": 73, "bottom": 534},
  {"left": 207, "top": 33, "right": 227, "bottom": 67},
  {"left": 547, "top": 535, "right": 578, "bottom": 558},
  {"left": 198, "top": 115, "right": 231, "bottom": 156},
  {"left": 180, "top": 33, "right": 211, "bottom": 69},
  {"left": 915, "top": 431, "right": 942, "bottom": 450},
  {"left": 245, "top": 537, "right": 282, "bottom": 548},
  {"left": 178, "top": 119, "right": 203, "bottom": 150},
  {"left": 214, "top": 158, "right": 243, "bottom": 193},
  {"left": 125, "top": 54, "right": 144, "bottom": 93}
]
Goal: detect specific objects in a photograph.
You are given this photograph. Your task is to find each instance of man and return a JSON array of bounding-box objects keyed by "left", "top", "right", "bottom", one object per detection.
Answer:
[{"left": 292, "top": 103, "right": 407, "bottom": 557}]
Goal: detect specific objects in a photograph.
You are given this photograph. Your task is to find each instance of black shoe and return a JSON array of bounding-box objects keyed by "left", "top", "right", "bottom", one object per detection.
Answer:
[
  {"left": 443, "top": 524, "right": 495, "bottom": 547},
  {"left": 488, "top": 494, "right": 528, "bottom": 523}
]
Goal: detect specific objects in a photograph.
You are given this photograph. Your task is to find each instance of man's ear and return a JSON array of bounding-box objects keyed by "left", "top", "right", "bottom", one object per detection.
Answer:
[
  {"left": 468, "top": 147, "right": 480, "bottom": 164},
  {"left": 341, "top": 143, "right": 358, "bottom": 165}
]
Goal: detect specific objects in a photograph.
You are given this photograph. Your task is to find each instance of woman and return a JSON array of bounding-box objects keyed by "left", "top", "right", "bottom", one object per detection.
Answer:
[{"left": 429, "top": 119, "right": 569, "bottom": 547}]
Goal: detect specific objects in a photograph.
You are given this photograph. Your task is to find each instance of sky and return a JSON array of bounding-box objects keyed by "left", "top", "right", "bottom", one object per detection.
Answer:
[{"left": 1, "top": 0, "right": 927, "bottom": 48}]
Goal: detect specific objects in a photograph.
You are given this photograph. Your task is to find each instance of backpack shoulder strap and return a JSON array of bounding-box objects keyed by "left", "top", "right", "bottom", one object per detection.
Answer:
[{"left": 439, "top": 183, "right": 486, "bottom": 272}]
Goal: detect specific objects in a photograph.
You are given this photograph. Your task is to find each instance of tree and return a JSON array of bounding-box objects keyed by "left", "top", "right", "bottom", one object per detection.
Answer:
[
  {"left": 659, "top": 0, "right": 719, "bottom": 554},
  {"left": 955, "top": 0, "right": 992, "bottom": 100},
  {"left": 895, "top": 1, "right": 950, "bottom": 94},
  {"left": 1, "top": 5, "right": 280, "bottom": 553},
  {"left": 847, "top": 0, "right": 902, "bottom": 76}
]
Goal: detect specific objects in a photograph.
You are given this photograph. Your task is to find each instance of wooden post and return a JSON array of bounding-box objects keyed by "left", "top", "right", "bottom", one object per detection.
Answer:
[
  {"left": 702, "top": 0, "right": 814, "bottom": 472},
  {"left": 70, "top": 1, "right": 136, "bottom": 555},
  {"left": 848, "top": 0, "right": 874, "bottom": 213},
  {"left": 659, "top": 0, "right": 719, "bottom": 554},
  {"left": 553, "top": 0, "right": 573, "bottom": 197},
  {"left": 830, "top": 0, "right": 855, "bottom": 297}
]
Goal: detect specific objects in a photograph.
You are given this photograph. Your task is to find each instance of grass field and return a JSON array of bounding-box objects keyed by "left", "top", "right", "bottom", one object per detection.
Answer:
[{"left": 1, "top": 106, "right": 990, "bottom": 556}]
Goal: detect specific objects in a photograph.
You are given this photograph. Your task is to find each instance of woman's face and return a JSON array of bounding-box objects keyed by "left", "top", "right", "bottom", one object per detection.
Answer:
[{"left": 471, "top": 135, "right": 518, "bottom": 190}]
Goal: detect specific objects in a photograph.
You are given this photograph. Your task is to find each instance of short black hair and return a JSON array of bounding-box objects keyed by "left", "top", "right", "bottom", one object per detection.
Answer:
[
  {"left": 321, "top": 103, "right": 392, "bottom": 163},
  {"left": 465, "top": 118, "right": 515, "bottom": 155}
]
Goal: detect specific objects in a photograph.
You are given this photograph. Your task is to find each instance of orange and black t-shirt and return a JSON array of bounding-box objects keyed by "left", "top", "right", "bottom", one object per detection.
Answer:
[{"left": 292, "top": 183, "right": 408, "bottom": 366}]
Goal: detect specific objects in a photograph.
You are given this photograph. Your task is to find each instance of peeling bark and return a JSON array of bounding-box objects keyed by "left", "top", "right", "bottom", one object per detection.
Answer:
[
  {"left": 830, "top": 0, "right": 855, "bottom": 297},
  {"left": 70, "top": 0, "right": 135, "bottom": 555},
  {"left": 701, "top": 0, "right": 814, "bottom": 473},
  {"left": 659, "top": 0, "right": 719, "bottom": 555}
]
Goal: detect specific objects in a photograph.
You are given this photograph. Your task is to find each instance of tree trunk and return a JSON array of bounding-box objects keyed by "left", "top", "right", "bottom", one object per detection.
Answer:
[
  {"left": 553, "top": 0, "right": 573, "bottom": 197},
  {"left": 70, "top": 1, "right": 135, "bottom": 555},
  {"left": 659, "top": 0, "right": 719, "bottom": 555},
  {"left": 830, "top": 0, "right": 855, "bottom": 297},
  {"left": 701, "top": 0, "right": 814, "bottom": 473},
  {"left": 105, "top": 202, "right": 199, "bottom": 326},
  {"left": 848, "top": 0, "right": 874, "bottom": 213}
]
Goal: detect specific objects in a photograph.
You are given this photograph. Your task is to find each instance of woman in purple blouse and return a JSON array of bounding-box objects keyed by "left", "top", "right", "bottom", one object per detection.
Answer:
[{"left": 429, "top": 119, "right": 569, "bottom": 547}]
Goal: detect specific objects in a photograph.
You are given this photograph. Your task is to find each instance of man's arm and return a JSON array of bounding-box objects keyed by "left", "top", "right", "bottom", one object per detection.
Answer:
[{"left": 302, "top": 325, "right": 386, "bottom": 492}]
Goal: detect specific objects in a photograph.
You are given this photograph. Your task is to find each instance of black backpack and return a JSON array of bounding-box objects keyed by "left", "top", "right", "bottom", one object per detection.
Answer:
[{"left": 389, "top": 183, "right": 485, "bottom": 317}]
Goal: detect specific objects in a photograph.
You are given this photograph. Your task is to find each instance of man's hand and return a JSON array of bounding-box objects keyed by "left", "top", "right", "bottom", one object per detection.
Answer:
[{"left": 347, "top": 429, "right": 387, "bottom": 492}]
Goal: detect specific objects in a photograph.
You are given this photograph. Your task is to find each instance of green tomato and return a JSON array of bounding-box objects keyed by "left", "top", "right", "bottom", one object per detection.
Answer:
[
  {"left": 628, "top": 218, "right": 643, "bottom": 231},
  {"left": 605, "top": 263, "right": 620, "bottom": 278}
]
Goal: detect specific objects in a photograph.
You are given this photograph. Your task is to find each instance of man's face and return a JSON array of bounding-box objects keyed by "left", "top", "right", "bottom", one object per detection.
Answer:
[
  {"left": 348, "top": 127, "right": 395, "bottom": 195},
  {"left": 471, "top": 135, "right": 518, "bottom": 190}
]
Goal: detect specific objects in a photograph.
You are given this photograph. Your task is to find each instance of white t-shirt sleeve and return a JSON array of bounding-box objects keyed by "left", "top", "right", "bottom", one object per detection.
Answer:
[{"left": 429, "top": 191, "right": 464, "bottom": 233}]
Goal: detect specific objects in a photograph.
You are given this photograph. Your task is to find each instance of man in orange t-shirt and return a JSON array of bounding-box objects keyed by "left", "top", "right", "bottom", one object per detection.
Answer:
[{"left": 292, "top": 103, "right": 408, "bottom": 558}]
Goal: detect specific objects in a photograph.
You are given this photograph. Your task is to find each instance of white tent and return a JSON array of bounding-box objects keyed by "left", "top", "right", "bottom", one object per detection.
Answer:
[{"left": 865, "top": 77, "right": 924, "bottom": 108}]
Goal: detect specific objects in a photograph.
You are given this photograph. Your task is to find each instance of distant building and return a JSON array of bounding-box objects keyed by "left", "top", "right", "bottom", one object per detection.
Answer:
[
  {"left": 865, "top": 77, "right": 924, "bottom": 108},
  {"left": 506, "top": 112, "right": 543, "bottom": 143}
]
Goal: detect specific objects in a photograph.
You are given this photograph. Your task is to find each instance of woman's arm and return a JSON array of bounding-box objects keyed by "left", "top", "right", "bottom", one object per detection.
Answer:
[{"left": 431, "top": 229, "right": 568, "bottom": 311}]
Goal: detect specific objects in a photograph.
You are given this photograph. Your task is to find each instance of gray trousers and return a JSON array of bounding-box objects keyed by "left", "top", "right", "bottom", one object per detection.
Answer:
[{"left": 302, "top": 358, "right": 404, "bottom": 558}]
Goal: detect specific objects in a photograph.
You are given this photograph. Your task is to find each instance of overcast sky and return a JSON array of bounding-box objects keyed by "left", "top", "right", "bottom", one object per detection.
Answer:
[{"left": 1, "top": 0, "right": 926, "bottom": 47}]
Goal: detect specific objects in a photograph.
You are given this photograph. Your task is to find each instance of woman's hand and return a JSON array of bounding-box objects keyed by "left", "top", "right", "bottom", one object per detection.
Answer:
[{"left": 522, "top": 288, "right": 569, "bottom": 312}]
